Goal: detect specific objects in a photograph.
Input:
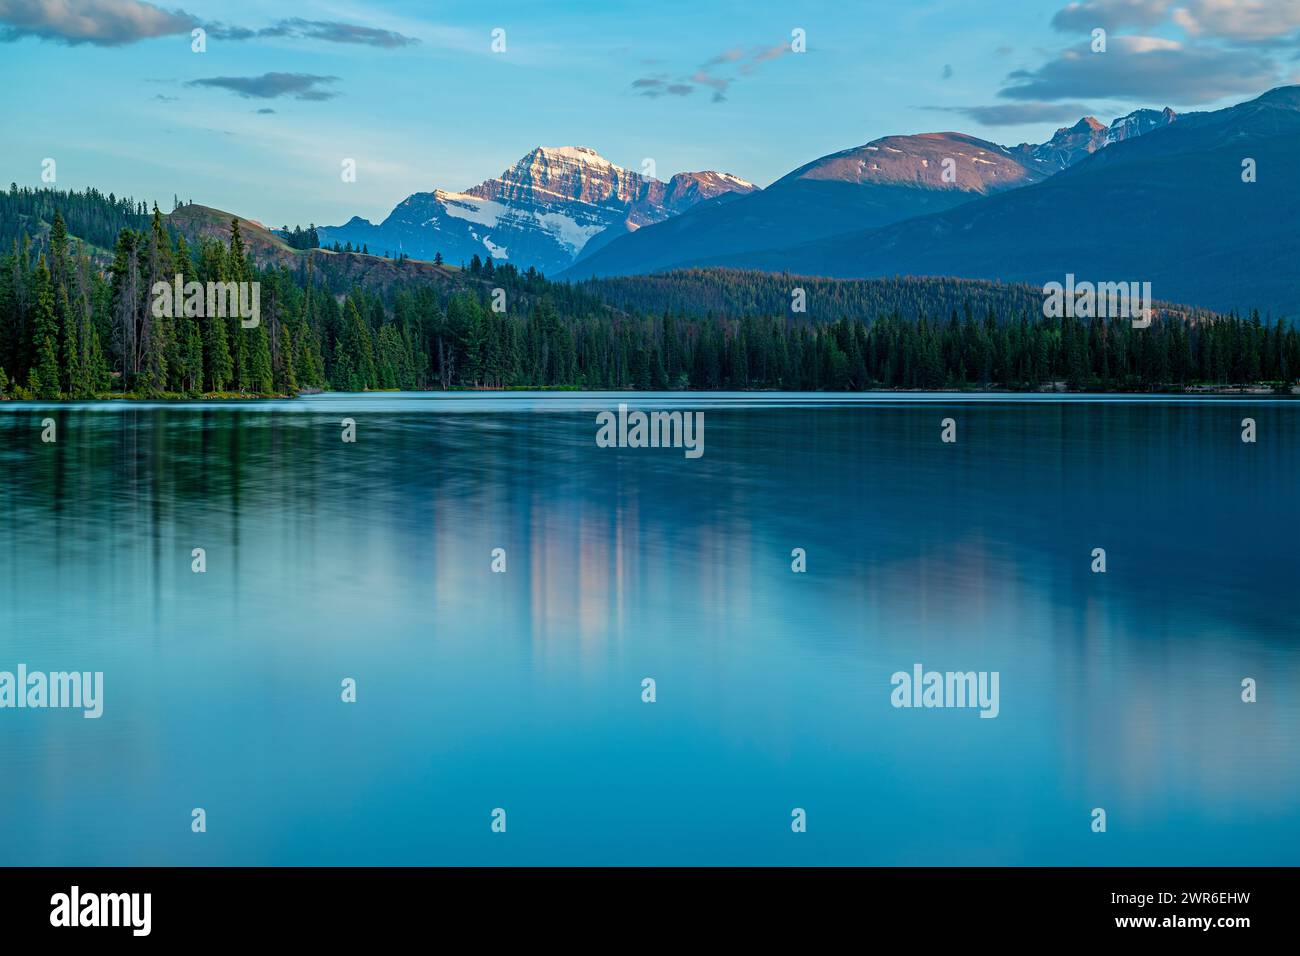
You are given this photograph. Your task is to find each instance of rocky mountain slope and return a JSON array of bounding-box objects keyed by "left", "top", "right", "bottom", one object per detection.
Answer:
[{"left": 318, "top": 146, "right": 755, "bottom": 275}]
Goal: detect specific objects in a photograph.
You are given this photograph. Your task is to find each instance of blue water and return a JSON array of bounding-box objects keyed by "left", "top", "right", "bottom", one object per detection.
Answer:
[{"left": 0, "top": 392, "right": 1296, "bottom": 865}]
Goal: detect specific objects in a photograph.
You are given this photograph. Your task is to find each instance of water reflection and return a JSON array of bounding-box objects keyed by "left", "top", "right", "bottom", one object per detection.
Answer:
[{"left": 0, "top": 394, "right": 1296, "bottom": 865}]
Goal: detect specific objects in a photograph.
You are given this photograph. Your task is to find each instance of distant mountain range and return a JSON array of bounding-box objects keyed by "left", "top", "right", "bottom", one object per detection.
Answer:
[
  {"left": 318, "top": 146, "right": 756, "bottom": 275},
  {"left": 1010, "top": 107, "right": 1177, "bottom": 171},
  {"left": 564, "top": 104, "right": 1183, "bottom": 282},
  {"left": 317, "top": 106, "right": 1176, "bottom": 279},
  {"left": 311, "top": 85, "right": 1300, "bottom": 316},
  {"left": 565, "top": 131, "right": 1051, "bottom": 280},
  {"left": 651, "top": 88, "right": 1300, "bottom": 316}
]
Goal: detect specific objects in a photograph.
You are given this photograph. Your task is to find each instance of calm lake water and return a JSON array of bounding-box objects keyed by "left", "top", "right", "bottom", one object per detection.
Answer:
[{"left": 0, "top": 392, "right": 1296, "bottom": 865}]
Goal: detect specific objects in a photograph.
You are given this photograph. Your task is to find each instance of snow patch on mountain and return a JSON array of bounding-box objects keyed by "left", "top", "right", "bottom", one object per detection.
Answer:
[
  {"left": 536, "top": 211, "right": 607, "bottom": 255},
  {"left": 438, "top": 191, "right": 507, "bottom": 228}
]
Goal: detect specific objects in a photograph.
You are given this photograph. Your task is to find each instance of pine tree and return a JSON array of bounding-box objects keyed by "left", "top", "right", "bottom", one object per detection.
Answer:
[
  {"left": 58, "top": 282, "right": 82, "bottom": 396},
  {"left": 180, "top": 316, "right": 203, "bottom": 394},
  {"left": 27, "top": 257, "right": 60, "bottom": 399},
  {"left": 280, "top": 323, "right": 298, "bottom": 393},
  {"left": 207, "top": 311, "right": 232, "bottom": 391},
  {"left": 335, "top": 297, "right": 376, "bottom": 390},
  {"left": 225, "top": 220, "right": 251, "bottom": 392},
  {"left": 248, "top": 322, "right": 273, "bottom": 394},
  {"left": 48, "top": 210, "right": 69, "bottom": 291},
  {"left": 138, "top": 205, "right": 173, "bottom": 394}
]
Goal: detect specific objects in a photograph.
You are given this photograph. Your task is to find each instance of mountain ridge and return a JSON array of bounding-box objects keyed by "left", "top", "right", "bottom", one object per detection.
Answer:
[
  {"left": 317, "top": 146, "right": 756, "bottom": 274},
  {"left": 560, "top": 106, "right": 1176, "bottom": 281},
  {"left": 679, "top": 86, "right": 1300, "bottom": 315}
]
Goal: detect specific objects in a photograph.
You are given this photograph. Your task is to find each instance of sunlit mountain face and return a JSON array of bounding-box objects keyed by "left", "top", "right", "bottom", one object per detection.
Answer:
[{"left": 318, "top": 146, "right": 756, "bottom": 273}]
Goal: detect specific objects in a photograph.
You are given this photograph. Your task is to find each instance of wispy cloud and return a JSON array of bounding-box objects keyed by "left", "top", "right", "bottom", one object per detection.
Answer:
[
  {"left": 631, "top": 76, "right": 694, "bottom": 98},
  {"left": 923, "top": 101, "right": 1097, "bottom": 126},
  {"left": 630, "top": 40, "right": 794, "bottom": 103},
  {"left": 187, "top": 73, "right": 342, "bottom": 102},
  {"left": 256, "top": 18, "right": 419, "bottom": 48}
]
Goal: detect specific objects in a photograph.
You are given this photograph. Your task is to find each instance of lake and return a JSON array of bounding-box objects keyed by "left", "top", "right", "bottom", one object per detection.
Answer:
[{"left": 0, "top": 392, "right": 1296, "bottom": 865}]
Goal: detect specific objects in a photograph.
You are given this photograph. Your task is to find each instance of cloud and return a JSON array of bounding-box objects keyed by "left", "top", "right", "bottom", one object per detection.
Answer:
[
  {"left": 741, "top": 42, "right": 790, "bottom": 73},
  {"left": 1173, "top": 0, "right": 1300, "bottom": 42},
  {"left": 704, "top": 48, "right": 743, "bottom": 67},
  {"left": 0, "top": 0, "right": 198, "bottom": 45},
  {"left": 630, "top": 39, "right": 794, "bottom": 104},
  {"left": 690, "top": 69, "right": 731, "bottom": 93},
  {"left": 255, "top": 107, "right": 276, "bottom": 114},
  {"left": 0, "top": 2, "right": 418, "bottom": 49},
  {"left": 205, "top": 23, "right": 256, "bottom": 41},
  {"left": 1052, "top": 0, "right": 1300, "bottom": 43},
  {"left": 187, "top": 73, "right": 342, "bottom": 101},
  {"left": 946, "top": 1, "right": 1297, "bottom": 124},
  {"left": 999, "top": 34, "right": 1278, "bottom": 102},
  {"left": 259, "top": 18, "right": 419, "bottom": 48},
  {"left": 925, "top": 101, "right": 1098, "bottom": 125},
  {"left": 631, "top": 76, "right": 694, "bottom": 98},
  {"left": 1051, "top": 0, "right": 1173, "bottom": 32}
]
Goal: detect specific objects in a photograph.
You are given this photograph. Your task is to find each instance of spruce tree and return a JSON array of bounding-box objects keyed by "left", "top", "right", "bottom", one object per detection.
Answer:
[{"left": 27, "top": 257, "right": 60, "bottom": 399}]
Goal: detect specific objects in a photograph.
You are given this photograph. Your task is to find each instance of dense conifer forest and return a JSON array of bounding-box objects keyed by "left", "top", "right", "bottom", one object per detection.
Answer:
[{"left": 1, "top": 186, "right": 1297, "bottom": 398}]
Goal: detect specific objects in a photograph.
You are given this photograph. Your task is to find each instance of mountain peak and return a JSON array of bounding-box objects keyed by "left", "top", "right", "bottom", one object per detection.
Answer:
[
  {"left": 1068, "top": 116, "right": 1106, "bottom": 134},
  {"left": 1249, "top": 85, "right": 1300, "bottom": 109},
  {"left": 320, "top": 143, "right": 756, "bottom": 274},
  {"left": 529, "top": 144, "right": 613, "bottom": 166},
  {"left": 775, "top": 131, "right": 1042, "bottom": 193},
  {"left": 1023, "top": 107, "right": 1173, "bottom": 170}
]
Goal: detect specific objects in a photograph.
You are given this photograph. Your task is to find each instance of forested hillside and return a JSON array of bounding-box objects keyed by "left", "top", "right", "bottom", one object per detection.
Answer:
[
  {"left": 1, "top": 183, "right": 150, "bottom": 253},
  {"left": 580, "top": 270, "right": 1076, "bottom": 323},
  {"left": 1, "top": 188, "right": 1297, "bottom": 398}
]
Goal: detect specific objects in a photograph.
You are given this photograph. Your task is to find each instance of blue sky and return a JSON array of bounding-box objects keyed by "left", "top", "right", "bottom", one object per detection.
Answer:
[{"left": 2, "top": 0, "right": 1298, "bottom": 227}]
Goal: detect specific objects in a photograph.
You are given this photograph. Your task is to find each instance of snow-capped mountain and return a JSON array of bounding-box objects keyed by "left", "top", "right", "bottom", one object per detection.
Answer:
[
  {"left": 1014, "top": 107, "right": 1177, "bottom": 170},
  {"left": 318, "top": 146, "right": 756, "bottom": 274}
]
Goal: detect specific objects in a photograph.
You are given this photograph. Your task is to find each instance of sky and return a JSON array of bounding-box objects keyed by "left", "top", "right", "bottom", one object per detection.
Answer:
[{"left": 2, "top": 0, "right": 1299, "bottom": 227}]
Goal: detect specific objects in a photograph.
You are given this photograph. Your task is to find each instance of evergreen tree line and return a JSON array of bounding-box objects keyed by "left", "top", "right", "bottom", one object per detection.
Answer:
[
  {"left": 1, "top": 204, "right": 1297, "bottom": 398},
  {"left": 576, "top": 268, "right": 1231, "bottom": 328},
  {"left": 279, "top": 223, "right": 320, "bottom": 250},
  {"left": 396, "top": 302, "right": 1300, "bottom": 393},
  {"left": 1, "top": 183, "right": 150, "bottom": 253},
  {"left": 0, "top": 209, "right": 325, "bottom": 397}
]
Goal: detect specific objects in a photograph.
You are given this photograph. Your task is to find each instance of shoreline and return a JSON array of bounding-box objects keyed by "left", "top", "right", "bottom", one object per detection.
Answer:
[{"left": 1, "top": 383, "right": 1297, "bottom": 403}]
